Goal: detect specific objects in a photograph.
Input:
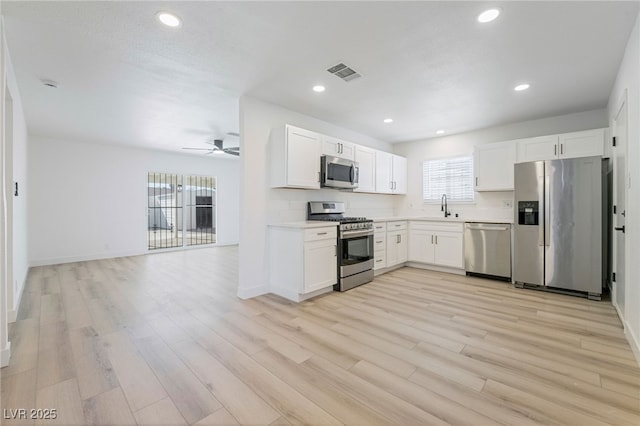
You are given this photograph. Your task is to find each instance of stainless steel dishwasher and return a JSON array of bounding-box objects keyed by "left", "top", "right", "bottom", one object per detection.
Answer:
[{"left": 464, "top": 222, "right": 511, "bottom": 280}]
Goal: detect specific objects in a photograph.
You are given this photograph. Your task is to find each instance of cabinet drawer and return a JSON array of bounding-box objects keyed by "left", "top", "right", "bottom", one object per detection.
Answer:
[
  {"left": 304, "top": 227, "right": 337, "bottom": 242},
  {"left": 374, "top": 254, "right": 386, "bottom": 270},
  {"left": 373, "top": 222, "right": 387, "bottom": 233},
  {"left": 409, "top": 221, "right": 463, "bottom": 233},
  {"left": 374, "top": 238, "right": 386, "bottom": 253},
  {"left": 387, "top": 221, "right": 407, "bottom": 231}
]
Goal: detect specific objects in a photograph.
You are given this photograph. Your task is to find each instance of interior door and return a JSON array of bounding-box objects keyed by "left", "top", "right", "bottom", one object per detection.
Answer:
[{"left": 613, "top": 97, "right": 627, "bottom": 314}]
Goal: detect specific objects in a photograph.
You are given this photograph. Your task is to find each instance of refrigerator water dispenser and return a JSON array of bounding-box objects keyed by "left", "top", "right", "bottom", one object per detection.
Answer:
[{"left": 518, "top": 201, "right": 539, "bottom": 225}]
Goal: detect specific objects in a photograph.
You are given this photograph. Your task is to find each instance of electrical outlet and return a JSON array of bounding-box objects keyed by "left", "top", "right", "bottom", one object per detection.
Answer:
[{"left": 501, "top": 200, "right": 512, "bottom": 209}]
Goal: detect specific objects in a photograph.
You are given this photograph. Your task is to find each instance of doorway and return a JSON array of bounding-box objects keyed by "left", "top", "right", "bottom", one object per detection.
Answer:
[
  {"left": 612, "top": 94, "right": 628, "bottom": 317},
  {"left": 147, "top": 172, "right": 216, "bottom": 250}
]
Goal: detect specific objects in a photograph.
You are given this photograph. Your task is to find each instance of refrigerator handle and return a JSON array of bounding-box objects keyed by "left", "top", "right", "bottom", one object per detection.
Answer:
[
  {"left": 545, "top": 174, "right": 551, "bottom": 246},
  {"left": 538, "top": 175, "right": 544, "bottom": 246}
]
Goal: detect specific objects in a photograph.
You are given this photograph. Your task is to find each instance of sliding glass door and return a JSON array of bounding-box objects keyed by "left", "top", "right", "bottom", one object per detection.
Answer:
[{"left": 147, "top": 173, "right": 216, "bottom": 250}]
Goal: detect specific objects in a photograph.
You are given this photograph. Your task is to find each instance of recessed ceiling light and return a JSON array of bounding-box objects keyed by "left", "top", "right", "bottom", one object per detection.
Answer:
[
  {"left": 514, "top": 83, "right": 530, "bottom": 91},
  {"left": 312, "top": 85, "right": 326, "bottom": 93},
  {"left": 383, "top": 118, "right": 393, "bottom": 123},
  {"left": 157, "top": 12, "right": 182, "bottom": 28},
  {"left": 478, "top": 8, "right": 501, "bottom": 23},
  {"left": 436, "top": 130, "right": 445, "bottom": 135}
]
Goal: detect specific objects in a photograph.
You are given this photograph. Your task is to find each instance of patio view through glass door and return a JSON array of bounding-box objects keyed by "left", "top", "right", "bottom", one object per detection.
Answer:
[{"left": 147, "top": 173, "right": 216, "bottom": 250}]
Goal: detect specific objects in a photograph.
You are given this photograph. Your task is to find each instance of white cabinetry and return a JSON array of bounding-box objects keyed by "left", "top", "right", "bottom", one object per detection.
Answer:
[
  {"left": 373, "top": 222, "right": 387, "bottom": 270},
  {"left": 516, "top": 128, "right": 606, "bottom": 163},
  {"left": 271, "top": 125, "right": 321, "bottom": 189},
  {"left": 354, "top": 145, "right": 376, "bottom": 193},
  {"left": 408, "top": 222, "right": 464, "bottom": 269},
  {"left": 375, "top": 151, "right": 407, "bottom": 194},
  {"left": 322, "top": 135, "right": 355, "bottom": 160},
  {"left": 270, "top": 225, "right": 337, "bottom": 302},
  {"left": 474, "top": 141, "right": 517, "bottom": 191},
  {"left": 558, "top": 129, "right": 606, "bottom": 159},
  {"left": 386, "top": 221, "right": 408, "bottom": 267}
]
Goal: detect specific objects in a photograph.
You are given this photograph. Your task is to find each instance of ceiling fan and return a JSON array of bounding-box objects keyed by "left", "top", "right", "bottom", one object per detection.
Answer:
[{"left": 182, "top": 132, "right": 240, "bottom": 156}]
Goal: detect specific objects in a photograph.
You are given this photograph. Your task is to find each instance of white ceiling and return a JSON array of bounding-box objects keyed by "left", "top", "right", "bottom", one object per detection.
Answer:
[{"left": 3, "top": 1, "right": 638, "bottom": 154}]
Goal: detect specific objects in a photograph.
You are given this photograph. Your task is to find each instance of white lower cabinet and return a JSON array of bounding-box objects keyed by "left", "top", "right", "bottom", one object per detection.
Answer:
[
  {"left": 373, "top": 222, "right": 387, "bottom": 270},
  {"left": 408, "top": 222, "right": 464, "bottom": 269},
  {"left": 386, "top": 221, "right": 408, "bottom": 267},
  {"left": 269, "top": 225, "right": 338, "bottom": 301}
]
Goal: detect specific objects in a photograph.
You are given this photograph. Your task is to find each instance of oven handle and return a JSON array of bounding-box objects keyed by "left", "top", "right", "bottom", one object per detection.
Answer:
[
  {"left": 349, "top": 164, "right": 355, "bottom": 184},
  {"left": 341, "top": 230, "right": 374, "bottom": 239}
]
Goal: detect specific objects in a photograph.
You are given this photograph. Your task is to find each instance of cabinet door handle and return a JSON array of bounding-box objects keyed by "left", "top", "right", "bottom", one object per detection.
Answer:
[
  {"left": 396, "top": 234, "right": 400, "bottom": 243},
  {"left": 317, "top": 232, "right": 327, "bottom": 235},
  {"left": 390, "top": 181, "right": 393, "bottom": 190},
  {"left": 376, "top": 240, "right": 383, "bottom": 244},
  {"left": 376, "top": 259, "right": 383, "bottom": 263},
  {"left": 475, "top": 177, "right": 478, "bottom": 187},
  {"left": 554, "top": 144, "right": 557, "bottom": 156},
  {"left": 560, "top": 143, "right": 563, "bottom": 155},
  {"left": 435, "top": 235, "right": 438, "bottom": 244},
  {"left": 431, "top": 235, "right": 434, "bottom": 244}
]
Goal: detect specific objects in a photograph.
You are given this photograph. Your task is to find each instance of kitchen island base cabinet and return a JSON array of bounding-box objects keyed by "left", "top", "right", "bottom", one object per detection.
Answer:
[
  {"left": 408, "top": 222, "right": 464, "bottom": 269},
  {"left": 269, "top": 225, "right": 337, "bottom": 302}
]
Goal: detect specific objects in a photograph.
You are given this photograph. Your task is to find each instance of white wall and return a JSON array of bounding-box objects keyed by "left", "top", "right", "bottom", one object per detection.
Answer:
[
  {"left": 238, "top": 96, "right": 395, "bottom": 298},
  {"left": 28, "top": 138, "right": 240, "bottom": 266},
  {"left": 5, "top": 36, "right": 28, "bottom": 321},
  {"left": 608, "top": 11, "right": 640, "bottom": 363},
  {"left": 393, "top": 109, "right": 608, "bottom": 220},
  {"left": 0, "top": 6, "right": 10, "bottom": 367}
]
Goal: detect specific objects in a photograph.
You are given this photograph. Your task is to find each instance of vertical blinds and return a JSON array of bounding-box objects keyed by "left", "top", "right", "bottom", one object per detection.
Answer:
[{"left": 423, "top": 156, "right": 475, "bottom": 202}]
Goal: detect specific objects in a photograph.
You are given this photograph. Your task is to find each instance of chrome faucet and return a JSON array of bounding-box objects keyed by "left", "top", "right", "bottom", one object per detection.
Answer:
[{"left": 441, "top": 194, "right": 451, "bottom": 217}]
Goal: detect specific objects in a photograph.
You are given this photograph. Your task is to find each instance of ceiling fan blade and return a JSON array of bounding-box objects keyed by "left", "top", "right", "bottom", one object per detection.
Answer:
[
  {"left": 182, "top": 147, "right": 214, "bottom": 151},
  {"left": 227, "top": 132, "right": 240, "bottom": 137},
  {"left": 223, "top": 149, "right": 240, "bottom": 156}
]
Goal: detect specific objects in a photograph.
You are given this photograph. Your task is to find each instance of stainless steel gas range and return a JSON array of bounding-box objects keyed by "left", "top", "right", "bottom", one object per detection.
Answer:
[{"left": 307, "top": 201, "right": 374, "bottom": 291}]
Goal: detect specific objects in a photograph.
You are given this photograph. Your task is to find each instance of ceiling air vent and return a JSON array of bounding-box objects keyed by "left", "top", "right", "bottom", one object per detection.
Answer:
[{"left": 327, "top": 63, "right": 361, "bottom": 82}]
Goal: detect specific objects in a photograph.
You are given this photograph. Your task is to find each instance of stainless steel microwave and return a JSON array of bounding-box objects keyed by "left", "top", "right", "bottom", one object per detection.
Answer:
[{"left": 321, "top": 155, "right": 359, "bottom": 189}]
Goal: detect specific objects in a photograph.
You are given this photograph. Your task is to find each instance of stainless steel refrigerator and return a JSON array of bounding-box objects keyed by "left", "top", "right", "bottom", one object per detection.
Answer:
[{"left": 513, "top": 156, "right": 609, "bottom": 300}]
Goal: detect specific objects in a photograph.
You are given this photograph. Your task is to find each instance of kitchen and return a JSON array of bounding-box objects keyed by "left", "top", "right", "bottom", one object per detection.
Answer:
[{"left": 2, "top": 1, "right": 640, "bottom": 425}]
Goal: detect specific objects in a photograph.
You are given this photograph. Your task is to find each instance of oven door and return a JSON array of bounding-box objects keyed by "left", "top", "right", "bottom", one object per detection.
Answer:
[
  {"left": 340, "top": 230, "right": 374, "bottom": 277},
  {"left": 322, "top": 155, "right": 359, "bottom": 189}
]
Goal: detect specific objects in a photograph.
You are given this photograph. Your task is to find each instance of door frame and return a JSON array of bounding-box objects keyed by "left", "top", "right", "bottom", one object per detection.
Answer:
[{"left": 611, "top": 90, "right": 629, "bottom": 323}]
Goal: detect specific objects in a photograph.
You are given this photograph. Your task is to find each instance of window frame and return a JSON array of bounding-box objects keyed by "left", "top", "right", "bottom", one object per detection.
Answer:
[{"left": 422, "top": 155, "right": 475, "bottom": 204}]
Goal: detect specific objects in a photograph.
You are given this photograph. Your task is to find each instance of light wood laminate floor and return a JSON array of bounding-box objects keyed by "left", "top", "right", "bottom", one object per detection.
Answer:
[{"left": 1, "top": 245, "right": 639, "bottom": 425}]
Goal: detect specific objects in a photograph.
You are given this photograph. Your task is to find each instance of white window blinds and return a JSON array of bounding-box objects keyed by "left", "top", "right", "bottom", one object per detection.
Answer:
[{"left": 422, "top": 156, "right": 474, "bottom": 203}]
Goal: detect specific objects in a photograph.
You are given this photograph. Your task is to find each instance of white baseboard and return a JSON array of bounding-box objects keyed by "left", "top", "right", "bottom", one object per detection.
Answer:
[
  {"left": 405, "top": 262, "right": 466, "bottom": 276},
  {"left": 29, "top": 250, "right": 145, "bottom": 267},
  {"left": 237, "top": 285, "right": 269, "bottom": 300},
  {"left": 624, "top": 322, "right": 640, "bottom": 368},
  {"left": 271, "top": 285, "right": 332, "bottom": 303},
  {"left": 1, "top": 342, "right": 11, "bottom": 367}
]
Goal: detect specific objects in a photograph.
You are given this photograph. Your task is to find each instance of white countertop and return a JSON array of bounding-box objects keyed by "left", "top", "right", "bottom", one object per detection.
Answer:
[
  {"left": 269, "top": 221, "right": 339, "bottom": 229},
  {"left": 371, "top": 216, "right": 513, "bottom": 224}
]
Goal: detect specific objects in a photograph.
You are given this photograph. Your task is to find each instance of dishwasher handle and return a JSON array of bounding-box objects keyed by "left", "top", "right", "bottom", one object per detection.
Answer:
[{"left": 465, "top": 224, "right": 510, "bottom": 231}]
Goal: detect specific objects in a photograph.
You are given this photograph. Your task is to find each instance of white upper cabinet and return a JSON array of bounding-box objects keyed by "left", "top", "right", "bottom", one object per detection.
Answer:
[
  {"left": 517, "top": 135, "right": 559, "bottom": 163},
  {"left": 354, "top": 145, "right": 376, "bottom": 193},
  {"left": 558, "top": 128, "right": 606, "bottom": 159},
  {"left": 322, "top": 135, "right": 355, "bottom": 160},
  {"left": 474, "top": 141, "right": 517, "bottom": 191},
  {"left": 375, "top": 151, "right": 393, "bottom": 193},
  {"left": 392, "top": 155, "right": 407, "bottom": 194},
  {"left": 516, "top": 128, "right": 606, "bottom": 163},
  {"left": 271, "top": 125, "right": 321, "bottom": 189},
  {"left": 375, "top": 151, "right": 407, "bottom": 194}
]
